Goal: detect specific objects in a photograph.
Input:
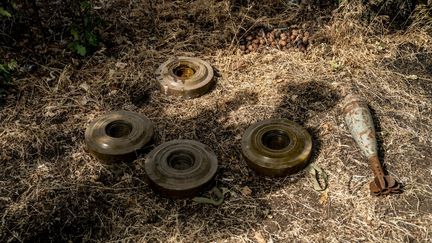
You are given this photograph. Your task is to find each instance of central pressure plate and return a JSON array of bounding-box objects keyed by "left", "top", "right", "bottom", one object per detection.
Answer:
[
  {"left": 155, "top": 56, "right": 214, "bottom": 99},
  {"left": 144, "top": 139, "right": 218, "bottom": 198},
  {"left": 241, "top": 118, "right": 312, "bottom": 176}
]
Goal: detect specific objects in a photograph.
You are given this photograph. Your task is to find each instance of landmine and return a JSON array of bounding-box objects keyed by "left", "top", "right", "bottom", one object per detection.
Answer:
[
  {"left": 155, "top": 56, "right": 215, "bottom": 98},
  {"left": 144, "top": 139, "right": 218, "bottom": 198},
  {"left": 85, "top": 111, "right": 154, "bottom": 163},
  {"left": 241, "top": 118, "right": 312, "bottom": 177}
]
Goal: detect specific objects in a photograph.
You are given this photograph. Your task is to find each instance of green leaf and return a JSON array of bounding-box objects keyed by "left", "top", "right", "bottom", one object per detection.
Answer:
[
  {"left": 330, "top": 61, "right": 342, "bottom": 71},
  {"left": 0, "top": 64, "right": 8, "bottom": 74},
  {"left": 0, "top": 64, "right": 11, "bottom": 82},
  {"left": 85, "top": 32, "right": 98, "bottom": 46},
  {"left": 75, "top": 44, "right": 87, "bottom": 56},
  {"left": 7, "top": 60, "right": 17, "bottom": 70},
  {"left": 71, "top": 28, "right": 80, "bottom": 40},
  {"left": 0, "top": 7, "right": 12, "bottom": 18},
  {"left": 80, "top": 1, "right": 92, "bottom": 11}
]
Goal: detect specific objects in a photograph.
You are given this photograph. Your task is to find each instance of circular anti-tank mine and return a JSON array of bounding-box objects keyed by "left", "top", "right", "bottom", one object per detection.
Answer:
[
  {"left": 155, "top": 56, "right": 215, "bottom": 99},
  {"left": 85, "top": 111, "right": 154, "bottom": 163},
  {"left": 144, "top": 139, "right": 218, "bottom": 198},
  {"left": 241, "top": 118, "right": 312, "bottom": 177}
]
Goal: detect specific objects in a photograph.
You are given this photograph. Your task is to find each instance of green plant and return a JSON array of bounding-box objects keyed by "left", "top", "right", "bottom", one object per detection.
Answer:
[
  {"left": 0, "top": 59, "right": 17, "bottom": 99},
  {"left": 0, "top": 60, "right": 17, "bottom": 82},
  {"left": 0, "top": 7, "right": 12, "bottom": 18},
  {"left": 330, "top": 60, "right": 343, "bottom": 71},
  {"left": 68, "top": 1, "right": 101, "bottom": 56},
  {"left": 0, "top": 0, "right": 14, "bottom": 17}
]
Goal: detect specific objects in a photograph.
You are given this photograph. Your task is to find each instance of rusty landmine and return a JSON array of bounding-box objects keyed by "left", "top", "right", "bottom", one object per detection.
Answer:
[
  {"left": 85, "top": 111, "right": 154, "bottom": 163},
  {"left": 144, "top": 139, "right": 218, "bottom": 198},
  {"left": 155, "top": 56, "right": 214, "bottom": 99},
  {"left": 241, "top": 119, "right": 312, "bottom": 177}
]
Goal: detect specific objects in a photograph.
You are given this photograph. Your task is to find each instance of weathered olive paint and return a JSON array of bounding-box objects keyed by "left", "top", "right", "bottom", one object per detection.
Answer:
[
  {"left": 155, "top": 56, "right": 214, "bottom": 99},
  {"left": 85, "top": 111, "right": 154, "bottom": 163},
  {"left": 144, "top": 139, "right": 218, "bottom": 198},
  {"left": 241, "top": 118, "right": 312, "bottom": 177}
]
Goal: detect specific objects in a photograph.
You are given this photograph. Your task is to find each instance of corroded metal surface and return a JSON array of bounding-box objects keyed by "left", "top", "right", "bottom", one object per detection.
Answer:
[
  {"left": 241, "top": 119, "right": 312, "bottom": 177},
  {"left": 144, "top": 139, "right": 218, "bottom": 198},
  {"left": 155, "top": 56, "right": 214, "bottom": 99},
  {"left": 85, "top": 111, "right": 154, "bottom": 163},
  {"left": 343, "top": 95, "right": 401, "bottom": 196}
]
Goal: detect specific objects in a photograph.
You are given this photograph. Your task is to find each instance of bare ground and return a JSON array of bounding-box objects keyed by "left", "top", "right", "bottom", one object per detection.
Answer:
[{"left": 1, "top": 1, "right": 432, "bottom": 242}]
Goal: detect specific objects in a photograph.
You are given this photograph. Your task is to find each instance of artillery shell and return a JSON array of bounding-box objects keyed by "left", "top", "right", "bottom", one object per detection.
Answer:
[
  {"left": 343, "top": 94, "right": 378, "bottom": 158},
  {"left": 343, "top": 94, "right": 401, "bottom": 195}
]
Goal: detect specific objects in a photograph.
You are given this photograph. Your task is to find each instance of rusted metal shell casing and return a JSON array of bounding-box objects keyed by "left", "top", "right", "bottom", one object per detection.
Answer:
[
  {"left": 155, "top": 56, "right": 214, "bottom": 99},
  {"left": 144, "top": 139, "right": 218, "bottom": 198},
  {"left": 241, "top": 119, "right": 312, "bottom": 177},
  {"left": 343, "top": 95, "right": 401, "bottom": 195},
  {"left": 85, "top": 111, "right": 154, "bottom": 163},
  {"left": 343, "top": 94, "right": 378, "bottom": 159}
]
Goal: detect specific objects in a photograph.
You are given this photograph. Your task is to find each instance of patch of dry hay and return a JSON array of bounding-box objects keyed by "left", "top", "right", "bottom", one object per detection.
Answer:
[{"left": 1, "top": 0, "right": 431, "bottom": 242}]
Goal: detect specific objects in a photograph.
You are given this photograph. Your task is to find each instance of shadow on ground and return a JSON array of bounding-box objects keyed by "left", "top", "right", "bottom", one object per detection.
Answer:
[
  {"left": 115, "top": 80, "right": 341, "bottom": 241},
  {"left": 0, "top": 78, "right": 342, "bottom": 241}
]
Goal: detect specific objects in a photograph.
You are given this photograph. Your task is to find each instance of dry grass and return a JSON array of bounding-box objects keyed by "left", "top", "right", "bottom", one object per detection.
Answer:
[{"left": 1, "top": 0, "right": 431, "bottom": 242}]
